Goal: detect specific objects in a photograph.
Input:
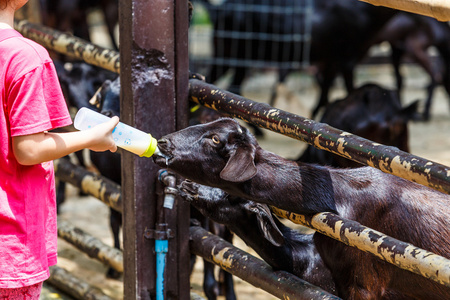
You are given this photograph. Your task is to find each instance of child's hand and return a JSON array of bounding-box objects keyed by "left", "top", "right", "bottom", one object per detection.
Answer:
[{"left": 88, "top": 116, "right": 120, "bottom": 152}]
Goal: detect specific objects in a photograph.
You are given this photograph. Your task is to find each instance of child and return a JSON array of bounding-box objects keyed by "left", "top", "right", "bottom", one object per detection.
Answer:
[{"left": 0, "top": 0, "right": 119, "bottom": 298}]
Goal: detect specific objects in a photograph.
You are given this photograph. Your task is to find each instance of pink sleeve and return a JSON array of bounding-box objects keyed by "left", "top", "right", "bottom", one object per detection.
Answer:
[{"left": 8, "top": 61, "right": 72, "bottom": 137}]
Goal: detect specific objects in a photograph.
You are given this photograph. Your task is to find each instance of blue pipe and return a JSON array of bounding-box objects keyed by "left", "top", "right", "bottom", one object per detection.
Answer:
[
  {"left": 156, "top": 239, "right": 169, "bottom": 300},
  {"left": 155, "top": 169, "right": 176, "bottom": 299}
]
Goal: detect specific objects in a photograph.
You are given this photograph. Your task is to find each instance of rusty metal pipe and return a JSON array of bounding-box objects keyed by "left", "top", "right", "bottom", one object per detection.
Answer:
[
  {"left": 359, "top": 0, "right": 450, "bottom": 22},
  {"left": 58, "top": 220, "right": 123, "bottom": 273},
  {"left": 158, "top": 169, "right": 178, "bottom": 209},
  {"left": 190, "top": 225, "right": 341, "bottom": 300},
  {"left": 14, "top": 20, "right": 120, "bottom": 74},
  {"left": 270, "top": 207, "right": 450, "bottom": 288},
  {"left": 189, "top": 79, "right": 450, "bottom": 195},
  {"left": 54, "top": 158, "right": 122, "bottom": 213},
  {"left": 47, "top": 265, "right": 114, "bottom": 300}
]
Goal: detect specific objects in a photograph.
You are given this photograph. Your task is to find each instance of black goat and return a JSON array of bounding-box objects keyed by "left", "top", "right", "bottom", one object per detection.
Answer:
[
  {"left": 298, "top": 83, "right": 419, "bottom": 167},
  {"left": 194, "top": 0, "right": 399, "bottom": 118},
  {"left": 40, "top": 0, "right": 119, "bottom": 51},
  {"left": 374, "top": 12, "right": 450, "bottom": 120},
  {"left": 179, "top": 180, "right": 336, "bottom": 294},
  {"left": 154, "top": 118, "right": 450, "bottom": 299}
]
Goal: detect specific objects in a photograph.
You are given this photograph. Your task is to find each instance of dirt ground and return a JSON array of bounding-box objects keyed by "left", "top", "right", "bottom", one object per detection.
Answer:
[{"left": 43, "top": 61, "right": 450, "bottom": 300}]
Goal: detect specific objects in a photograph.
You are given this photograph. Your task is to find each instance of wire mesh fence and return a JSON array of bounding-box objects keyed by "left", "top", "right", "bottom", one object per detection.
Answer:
[{"left": 189, "top": 0, "right": 313, "bottom": 82}]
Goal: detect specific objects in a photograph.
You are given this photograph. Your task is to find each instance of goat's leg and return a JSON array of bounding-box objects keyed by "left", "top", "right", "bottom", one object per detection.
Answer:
[
  {"left": 312, "top": 69, "right": 336, "bottom": 119},
  {"left": 443, "top": 67, "right": 450, "bottom": 114},
  {"left": 55, "top": 179, "right": 66, "bottom": 214},
  {"left": 218, "top": 227, "right": 236, "bottom": 300},
  {"left": 423, "top": 81, "right": 436, "bottom": 121},
  {"left": 269, "top": 68, "right": 291, "bottom": 107},
  {"left": 341, "top": 65, "right": 355, "bottom": 96},
  {"left": 101, "top": 0, "right": 119, "bottom": 50},
  {"left": 435, "top": 45, "right": 450, "bottom": 114},
  {"left": 198, "top": 216, "right": 219, "bottom": 300},
  {"left": 408, "top": 40, "right": 440, "bottom": 120},
  {"left": 228, "top": 66, "right": 246, "bottom": 96},
  {"left": 203, "top": 260, "right": 219, "bottom": 300},
  {"left": 106, "top": 208, "right": 122, "bottom": 279},
  {"left": 390, "top": 45, "right": 404, "bottom": 94}
]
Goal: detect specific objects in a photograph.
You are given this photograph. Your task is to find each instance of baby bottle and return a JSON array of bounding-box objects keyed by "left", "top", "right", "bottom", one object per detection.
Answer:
[{"left": 74, "top": 107, "right": 160, "bottom": 157}]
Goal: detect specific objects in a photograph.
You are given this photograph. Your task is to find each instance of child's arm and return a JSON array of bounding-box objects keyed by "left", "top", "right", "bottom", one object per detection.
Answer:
[{"left": 12, "top": 116, "right": 120, "bottom": 166}]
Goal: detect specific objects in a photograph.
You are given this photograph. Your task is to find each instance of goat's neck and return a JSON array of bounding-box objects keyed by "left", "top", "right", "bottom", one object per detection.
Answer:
[
  {"left": 227, "top": 214, "right": 335, "bottom": 293},
  {"left": 229, "top": 215, "right": 311, "bottom": 271},
  {"left": 228, "top": 149, "right": 337, "bottom": 214}
]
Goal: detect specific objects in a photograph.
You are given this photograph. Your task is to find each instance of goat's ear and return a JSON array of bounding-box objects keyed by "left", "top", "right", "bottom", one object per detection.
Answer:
[
  {"left": 244, "top": 203, "right": 284, "bottom": 247},
  {"left": 220, "top": 146, "right": 257, "bottom": 182}
]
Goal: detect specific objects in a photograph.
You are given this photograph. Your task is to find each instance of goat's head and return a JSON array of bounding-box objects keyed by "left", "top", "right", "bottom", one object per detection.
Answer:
[
  {"left": 154, "top": 118, "right": 259, "bottom": 186},
  {"left": 179, "top": 179, "right": 284, "bottom": 246}
]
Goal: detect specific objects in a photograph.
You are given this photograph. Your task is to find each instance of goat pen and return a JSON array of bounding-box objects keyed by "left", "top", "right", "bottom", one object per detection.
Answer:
[{"left": 14, "top": 0, "right": 450, "bottom": 299}]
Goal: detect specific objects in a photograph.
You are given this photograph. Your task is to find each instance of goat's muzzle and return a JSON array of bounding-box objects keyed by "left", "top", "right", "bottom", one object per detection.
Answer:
[{"left": 152, "top": 138, "right": 172, "bottom": 167}]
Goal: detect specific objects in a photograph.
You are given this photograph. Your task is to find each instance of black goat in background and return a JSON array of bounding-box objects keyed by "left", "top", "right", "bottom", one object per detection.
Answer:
[{"left": 192, "top": 0, "right": 399, "bottom": 118}]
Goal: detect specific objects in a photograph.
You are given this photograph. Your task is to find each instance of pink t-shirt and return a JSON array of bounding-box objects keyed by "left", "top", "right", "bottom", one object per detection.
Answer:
[{"left": 0, "top": 29, "right": 72, "bottom": 288}]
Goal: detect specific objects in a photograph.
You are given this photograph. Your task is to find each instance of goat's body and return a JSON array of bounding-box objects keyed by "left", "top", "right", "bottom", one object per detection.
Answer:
[
  {"left": 155, "top": 118, "right": 450, "bottom": 299},
  {"left": 237, "top": 153, "right": 450, "bottom": 299},
  {"left": 297, "top": 83, "right": 418, "bottom": 167},
  {"left": 324, "top": 167, "right": 449, "bottom": 299}
]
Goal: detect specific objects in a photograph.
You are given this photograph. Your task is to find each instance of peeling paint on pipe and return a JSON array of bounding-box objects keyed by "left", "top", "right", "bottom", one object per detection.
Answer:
[
  {"left": 359, "top": 0, "right": 450, "bottom": 22},
  {"left": 270, "top": 207, "right": 450, "bottom": 288},
  {"left": 54, "top": 158, "right": 122, "bottom": 213},
  {"left": 58, "top": 220, "right": 123, "bottom": 273},
  {"left": 48, "top": 265, "right": 114, "bottom": 300},
  {"left": 189, "top": 79, "right": 450, "bottom": 195},
  {"left": 190, "top": 225, "right": 341, "bottom": 300},
  {"left": 14, "top": 20, "right": 120, "bottom": 74}
]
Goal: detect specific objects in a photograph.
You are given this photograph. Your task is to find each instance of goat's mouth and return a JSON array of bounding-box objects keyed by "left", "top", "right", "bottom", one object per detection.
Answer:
[{"left": 152, "top": 148, "right": 173, "bottom": 167}]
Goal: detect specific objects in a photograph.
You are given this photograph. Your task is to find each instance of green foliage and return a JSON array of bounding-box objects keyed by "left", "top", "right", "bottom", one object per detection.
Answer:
[{"left": 191, "top": 3, "right": 211, "bottom": 26}]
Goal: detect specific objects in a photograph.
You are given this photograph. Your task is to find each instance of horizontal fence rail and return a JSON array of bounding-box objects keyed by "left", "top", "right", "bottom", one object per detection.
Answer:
[
  {"left": 360, "top": 0, "right": 450, "bottom": 22},
  {"left": 190, "top": 225, "right": 341, "bottom": 300},
  {"left": 14, "top": 20, "right": 120, "bottom": 74},
  {"left": 189, "top": 78, "right": 450, "bottom": 195},
  {"left": 58, "top": 220, "right": 124, "bottom": 273},
  {"left": 54, "top": 158, "right": 122, "bottom": 213},
  {"left": 270, "top": 207, "right": 450, "bottom": 288},
  {"left": 48, "top": 266, "right": 114, "bottom": 300}
]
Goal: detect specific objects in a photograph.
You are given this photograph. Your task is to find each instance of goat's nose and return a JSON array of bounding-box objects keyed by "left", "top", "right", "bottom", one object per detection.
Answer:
[
  {"left": 157, "top": 138, "right": 170, "bottom": 152},
  {"left": 157, "top": 138, "right": 168, "bottom": 145}
]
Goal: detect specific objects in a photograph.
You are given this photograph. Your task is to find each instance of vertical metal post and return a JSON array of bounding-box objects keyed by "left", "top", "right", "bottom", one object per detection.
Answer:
[{"left": 119, "top": 0, "right": 190, "bottom": 299}]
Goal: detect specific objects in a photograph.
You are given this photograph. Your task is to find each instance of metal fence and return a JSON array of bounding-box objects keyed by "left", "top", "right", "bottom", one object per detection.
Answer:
[{"left": 189, "top": 0, "right": 313, "bottom": 77}]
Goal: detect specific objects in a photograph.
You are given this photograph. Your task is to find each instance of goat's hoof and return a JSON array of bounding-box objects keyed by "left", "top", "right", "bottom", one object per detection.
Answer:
[{"left": 178, "top": 180, "right": 199, "bottom": 200}]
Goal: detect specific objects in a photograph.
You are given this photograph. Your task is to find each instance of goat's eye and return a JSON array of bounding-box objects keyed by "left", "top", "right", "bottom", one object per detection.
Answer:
[{"left": 211, "top": 135, "right": 221, "bottom": 144}]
